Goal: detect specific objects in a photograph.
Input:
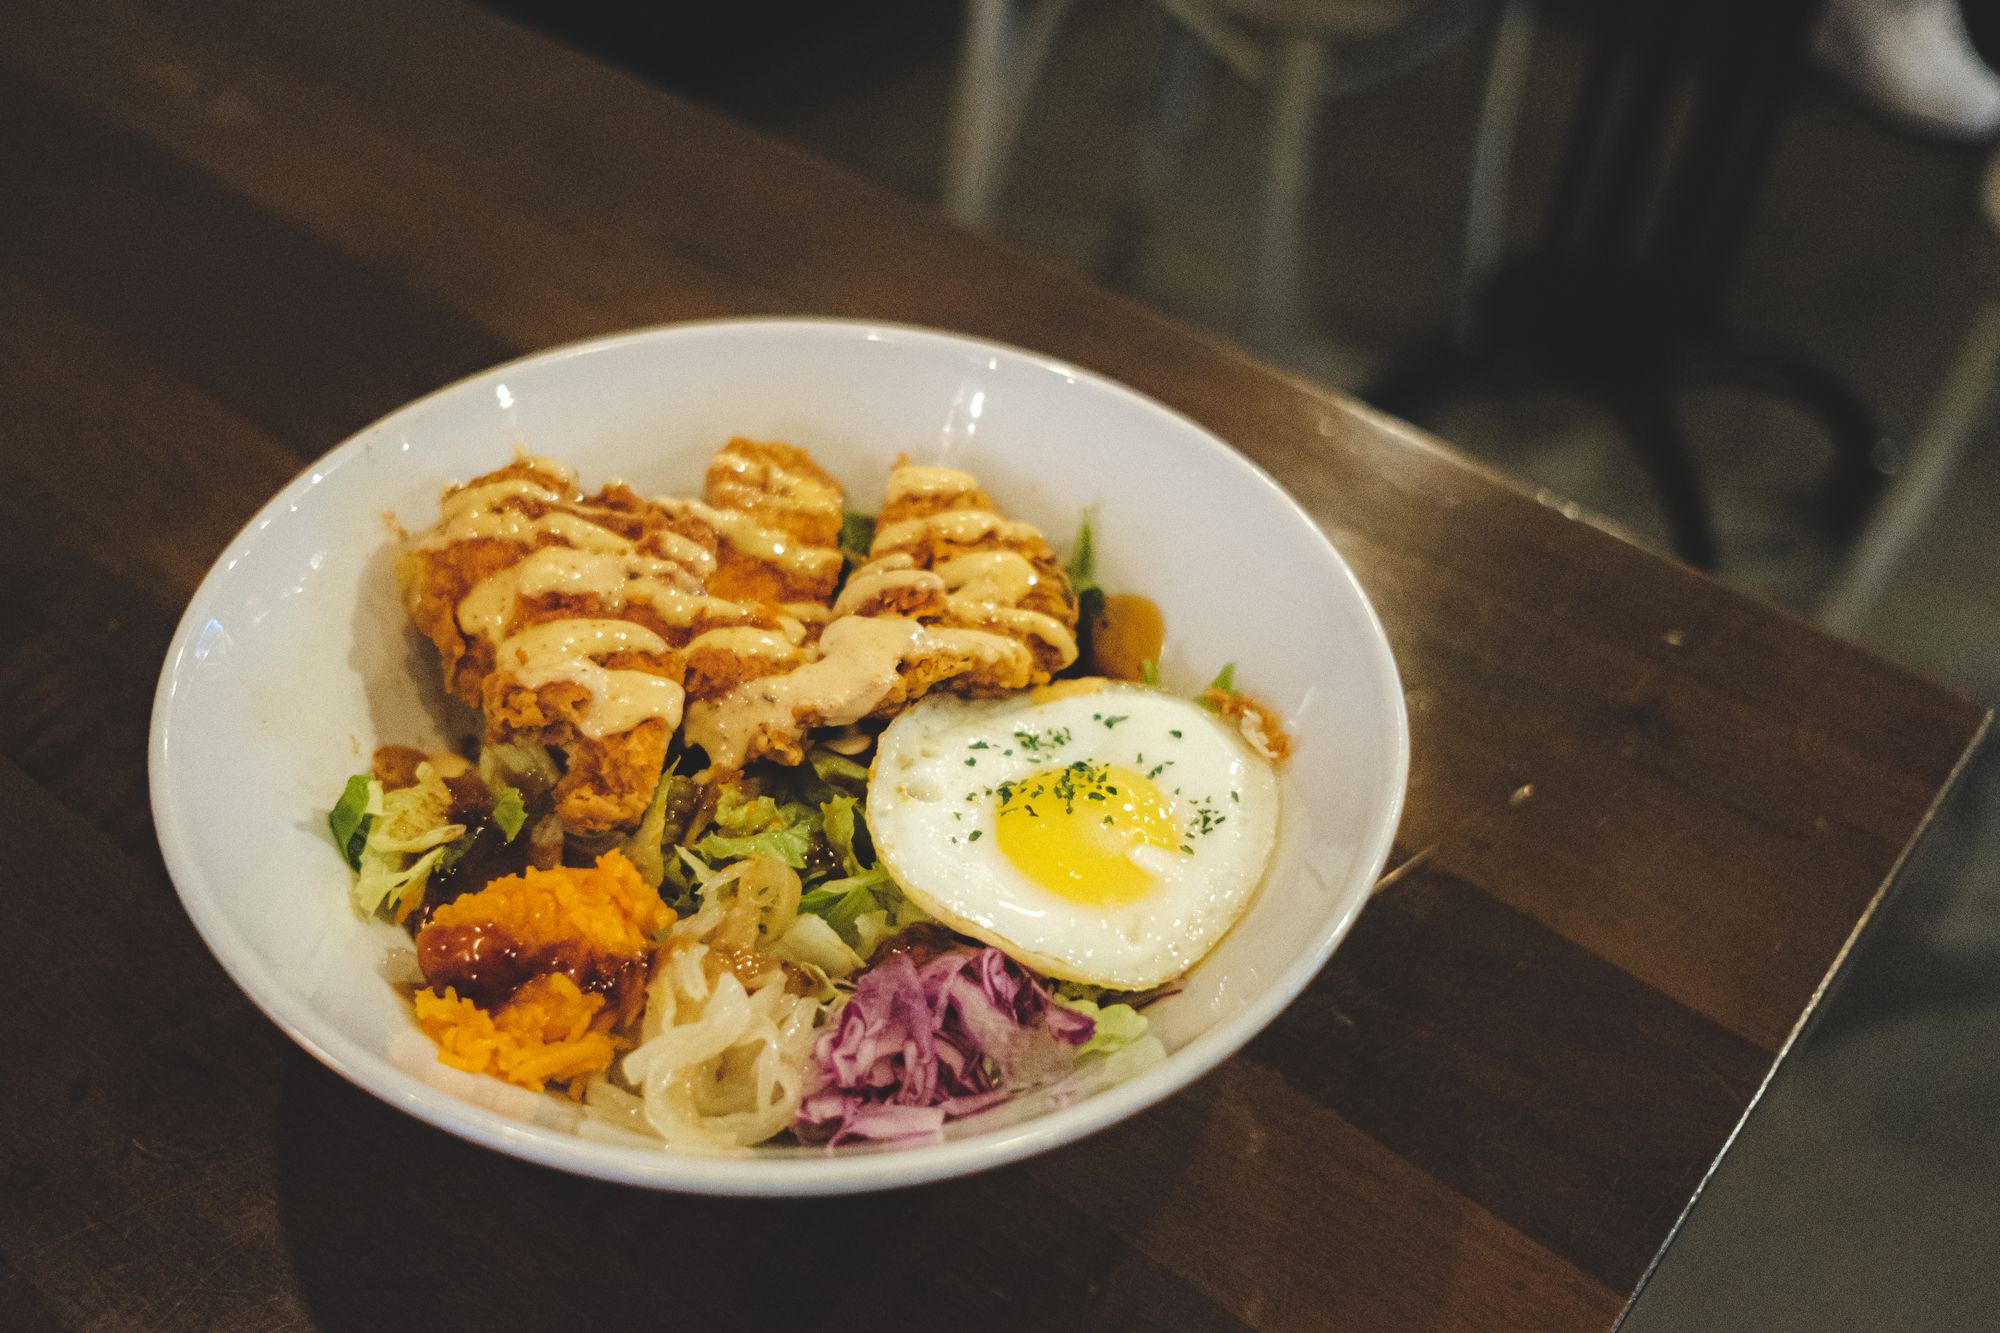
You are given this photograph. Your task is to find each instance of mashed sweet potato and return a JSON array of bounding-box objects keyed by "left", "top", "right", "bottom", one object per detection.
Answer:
[{"left": 411, "top": 851, "right": 672, "bottom": 1090}]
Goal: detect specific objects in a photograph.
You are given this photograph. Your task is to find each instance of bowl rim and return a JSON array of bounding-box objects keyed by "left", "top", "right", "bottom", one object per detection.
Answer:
[{"left": 147, "top": 316, "right": 1409, "bottom": 1194}]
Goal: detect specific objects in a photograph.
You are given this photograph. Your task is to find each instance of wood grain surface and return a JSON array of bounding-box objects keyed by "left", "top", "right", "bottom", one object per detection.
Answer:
[{"left": 0, "top": 1, "right": 1986, "bottom": 1329}]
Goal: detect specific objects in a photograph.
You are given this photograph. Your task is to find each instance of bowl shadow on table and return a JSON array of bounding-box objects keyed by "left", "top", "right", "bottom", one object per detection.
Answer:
[{"left": 272, "top": 1050, "right": 1227, "bottom": 1332}]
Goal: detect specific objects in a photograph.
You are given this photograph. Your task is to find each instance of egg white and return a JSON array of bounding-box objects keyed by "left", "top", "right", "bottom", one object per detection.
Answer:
[{"left": 867, "top": 680, "right": 1280, "bottom": 989}]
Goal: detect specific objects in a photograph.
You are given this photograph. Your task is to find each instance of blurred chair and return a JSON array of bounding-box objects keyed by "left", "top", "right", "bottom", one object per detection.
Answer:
[
  {"left": 1819, "top": 226, "right": 2000, "bottom": 633},
  {"left": 1372, "top": 0, "right": 1892, "bottom": 568},
  {"left": 945, "top": 0, "right": 1493, "bottom": 348}
]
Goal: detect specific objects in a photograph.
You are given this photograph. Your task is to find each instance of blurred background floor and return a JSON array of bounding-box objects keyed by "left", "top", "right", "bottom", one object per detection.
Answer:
[{"left": 501, "top": 1, "right": 1998, "bottom": 1325}]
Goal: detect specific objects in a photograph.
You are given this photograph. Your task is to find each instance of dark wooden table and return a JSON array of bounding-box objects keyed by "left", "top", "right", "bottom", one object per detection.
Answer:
[{"left": 0, "top": 1, "right": 1986, "bottom": 1329}]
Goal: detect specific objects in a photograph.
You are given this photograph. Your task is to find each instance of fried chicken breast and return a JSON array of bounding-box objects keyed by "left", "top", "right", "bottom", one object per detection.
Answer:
[
  {"left": 682, "top": 459, "right": 1079, "bottom": 769},
  {"left": 399, "top": 445, "right": 850, "bottom": 830}
]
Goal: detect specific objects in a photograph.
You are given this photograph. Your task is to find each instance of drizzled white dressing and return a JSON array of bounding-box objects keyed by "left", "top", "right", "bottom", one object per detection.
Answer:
[
  {"left": 497, "top": 618, "right": 684, "bottom": 740},
  {"left": 684, "top": 614, "right": 1028, "bottom": 768}
]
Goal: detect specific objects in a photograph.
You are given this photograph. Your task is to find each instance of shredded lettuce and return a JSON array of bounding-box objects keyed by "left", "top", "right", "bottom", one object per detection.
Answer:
[
  {"left": 820, "top": 794, "right": 864, "bottom": 876},
  {"left": 1140, "top": 658, "right": 1161, "bottom": 688},
  {"left": 808, "top": 746, "right": 870, "bottom": 788},
  {"left": 772, "top": 913, "right": 866, "bottom": 984},
  {"left": 328, "top": 774, "right": 377, "bottom": 870},
  {"left": 696, "top": 819, "right": 815, "bottom": 868},
  {"left": 694, "top": 785, "right": 828, "bottom": 869},
  {"left": 477, "top": 742, "right": 559, "bottom": 798},
  {"left": 798, "top": 865, "right": 893, "bottom": 938},
  {"left": 1059, "top": 998, "right": 1150, "bottom": 1056},
  {"left": 350, "top": 763, "right": 465, "bottom": 921},
  {"left": 1208, "top": 661, "right": 1237, "bottom": 695},
  {"left": 613, "top": 766, "right": 697, "bottom": 891},
  {"left": 490, "top": 785, "right": 527, "bottom": 843},
  {"left": 686, "top": 766, "right": 927, "bottom": 953},
  {"left": 1065, "top": 512, "right": 1106, "bottom": 672}
]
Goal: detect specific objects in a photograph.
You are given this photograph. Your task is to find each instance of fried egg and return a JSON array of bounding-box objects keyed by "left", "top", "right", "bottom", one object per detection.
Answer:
[{"left": 867, "top": 679, "right": 1280, "bottom": 989}]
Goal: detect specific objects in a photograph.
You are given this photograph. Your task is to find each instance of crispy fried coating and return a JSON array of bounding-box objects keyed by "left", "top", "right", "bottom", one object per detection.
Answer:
[
  {"left": 857, "top": 461, "right": 1079, "bottom": 689},
  {"left": 659, "top": 438, "right": 846, "bottom": 700},
  {"left": 398, "top": 457, "right": 705, "bottom": 832},
  {"left": 682, "top": 459, "right": 1079, "bottom": 769},
  {"left": 398, "top": 447, "right": 849, "bottom": 831},
  {"left": 659, "top": 438, "right": 845, "bottom": 609}
]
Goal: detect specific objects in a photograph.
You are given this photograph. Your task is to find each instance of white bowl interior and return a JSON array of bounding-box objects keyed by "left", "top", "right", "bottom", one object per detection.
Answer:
[{"left": 150, "top": 320, "right": 1407, "bottom": 1192}]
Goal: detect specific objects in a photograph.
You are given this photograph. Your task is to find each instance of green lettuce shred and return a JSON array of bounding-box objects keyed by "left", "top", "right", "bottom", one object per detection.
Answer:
[
  {"left": 1140, "top": 658, "right": 1161, "bottom": 688},
  {"left": 349, "top": 763, "right": 465, "bottom": 920},
  {"left": 1065, "top": 512, "right": 1106, "bottom": 672},
  {"left": 798, "top": 865, "right": 893, "bottom": 937},
  {"left": 839, "top": 511, "right": 877, "bottom": 568},
  {"left": 808, "top": 746, "right": 870, "bottom": 788},
  {"left": 615, "top": 766, "right": 698, "bottom": 891},
  {"left": 820, "top": 793, "right": 865, "bottom": 876},
  {"left": 328, "top": 774, "right": 377, "bottom": 870},
  {"left": 1058, "top": 998, "right": 1150, "bottom": 1056},
  {"left": 694, "top": 787, "right": 821, "bottom": 869},
  {"left": 490, "top": 785, "right": 527, "bottom": 843},
  {"left": 477, "top": 742, "right": 559, "bottom": 798},
  {"left": 1208, "top": 661, "right": 1237, "bottom": 694}
]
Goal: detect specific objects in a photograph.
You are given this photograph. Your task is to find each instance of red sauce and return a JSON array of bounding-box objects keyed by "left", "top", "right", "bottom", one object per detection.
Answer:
[
  {"left": 416, "top": 921, "right": 647, "bottom": 1015},
  {"left": 415, "top": 815, "right": 533, "bottom": 927}
]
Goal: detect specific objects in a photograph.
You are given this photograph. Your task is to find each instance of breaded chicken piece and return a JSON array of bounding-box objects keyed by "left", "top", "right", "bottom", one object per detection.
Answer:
[
  {"left": 703, "top": 438, "right": 844, "bottom": 597},
  {"left": 397, "top": 456, "right": 715, "bottom": 706},
  {"left": 849, "top": 462, "right": 1078, "bottom": 689},
  {"left": 399, "top": 449, "right": 848, "bottom": 831},
  {"left": 397, "top": 457, "right": 711, "bottom": 832},
  {"left": 659, "top": 438, "right": 846, "bottom": 699},
  {"left": 682, "top": 460, "right": 1078, "bottom": 769}
]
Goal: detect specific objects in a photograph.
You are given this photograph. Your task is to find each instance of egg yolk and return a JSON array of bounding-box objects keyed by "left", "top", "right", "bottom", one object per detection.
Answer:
[{"left": 993, "top": 763, "right": 1180, "bottom": 905}]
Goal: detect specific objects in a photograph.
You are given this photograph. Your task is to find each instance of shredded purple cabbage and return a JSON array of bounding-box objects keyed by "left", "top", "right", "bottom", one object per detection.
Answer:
[{"left": 796, "top": 946, "right": 1095, "bottom": 1145}]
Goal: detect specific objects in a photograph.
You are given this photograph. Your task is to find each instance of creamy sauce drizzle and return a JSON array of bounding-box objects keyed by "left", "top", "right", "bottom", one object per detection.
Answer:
[
  {"left": 425, "top": 455, "right": 838, "bottom": 743},
  {"left": 683, "top": 624, "right": 805, "bottom": 659},
  {"left": 497, "top": 619, "right": 684, "bottom": 740},
  {"left": 834, "top": 549, "right": 1073, "bottom": 658},
  {"left": 709, "top": 442, "right": 844, "bottom": 520},
  {"left": 457, "top": 546, "right": 714, "bottom": 642},
  {"left": 424, "top": 471, "right": 714, "bottom": 574},
  {"left": 684, "top": 615, "right": 1028, "bottom": 768},
  {"left": 884, "top": 465, "right": 980, "bottom": 502},
  {"left": 871, "top": 507, "right": 1042, "bottom": 557},
  {"left": 661, "top": 499, "right": 842, "bottom": 580}
]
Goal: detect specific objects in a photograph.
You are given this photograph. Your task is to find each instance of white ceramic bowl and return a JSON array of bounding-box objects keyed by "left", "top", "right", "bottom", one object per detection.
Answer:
[{"left": 149, "top": 319, "right": 1407, "bottom": 1194}]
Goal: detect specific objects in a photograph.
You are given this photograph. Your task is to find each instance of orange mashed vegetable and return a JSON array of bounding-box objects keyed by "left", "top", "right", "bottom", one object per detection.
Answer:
[{"left": 412, "top": 851, "right": 672, "bottom": 1091}]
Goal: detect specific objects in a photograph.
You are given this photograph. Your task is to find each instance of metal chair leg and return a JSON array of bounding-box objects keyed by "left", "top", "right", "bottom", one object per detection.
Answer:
[
  {"left": 944, "top": 0, "right": 1080, "bottom": 231},
  {"left": 1252, "top": 34, "right": 1324, "bottom": 352},
  {"left": 1102, "top": 14, "right": 1212, "bottom": 289},
  {"left": 1819, "top": 299, "right": 2000, "bottom": 634},
  {"left": 1456, "top": 0, "right": 1539, "bottom": 343},
  {"left": 1690, "top": 334, "right": 1893, "bottom": 533},
  {"left": 1605, "top": 383, "right": 1721, "bottom": 567}
]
